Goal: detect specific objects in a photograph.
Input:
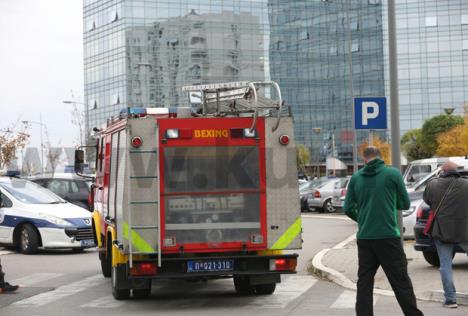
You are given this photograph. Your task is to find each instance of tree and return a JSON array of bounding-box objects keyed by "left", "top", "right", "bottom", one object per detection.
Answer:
[
  {"left": 296, "top": 144, "right": 310, "bottom": 173},
  {"left": 43, "top": 129, "right": 63, "bottom": 176},
  {"left": 436, "top": 117, "right": 468, "bottom": 157},
  {"left": 0, "top": 123, "right": 30, "bottom": 170},
  {"left": 400, "top": 129, "right": 431, "bottom": 161},
  {"left": 358, "top": 134, "right": 391, "bottom": 164},
  {"left": 420, "top": 114, "right": 464, "bottom": 156}
]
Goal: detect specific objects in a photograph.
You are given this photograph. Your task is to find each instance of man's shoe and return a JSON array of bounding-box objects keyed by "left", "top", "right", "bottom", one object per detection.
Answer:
[
  {"left": 443, "top": 301, "right": 458, "bottom": 308},
  {"left": 0, "top": 282, "right": 19, "bottom": 293}
]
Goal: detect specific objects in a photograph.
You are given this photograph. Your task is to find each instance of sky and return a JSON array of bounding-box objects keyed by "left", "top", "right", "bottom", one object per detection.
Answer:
[{"left": 0, "top": 0, "right": 84, "bottom": 149}]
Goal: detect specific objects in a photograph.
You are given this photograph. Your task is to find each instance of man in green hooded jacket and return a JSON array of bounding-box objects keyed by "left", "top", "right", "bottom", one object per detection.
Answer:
[{"left": 344, "top": 147, "right": 423, "bottom": 316}]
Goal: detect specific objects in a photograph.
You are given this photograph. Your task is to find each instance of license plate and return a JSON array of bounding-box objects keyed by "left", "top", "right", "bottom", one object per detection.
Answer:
[
  {"left": 187, "top": 260, "right": 234, "bottom": 273},
  {"left": 80, "top": 239, "right": 95, "bottom": 247}
]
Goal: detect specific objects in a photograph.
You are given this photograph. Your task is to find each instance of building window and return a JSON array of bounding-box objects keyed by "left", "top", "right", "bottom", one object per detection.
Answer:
[
  {"left": 351, "top": 41, "right": 359, "bottom": 52},
  {"left": 329, "top": 46, "right": 338, "bottom": 55},
  {"left": 425, "top": 16, "right": 437, "bottom": 27},
  {"left": 300, "top": 30, "right": 309, "bottom": 40},
  {"left": 463, "top": 40, "right": 468, "bottom": 50},
  {"left": 462, "top": 15, "right": 468, "bottom": 25}
]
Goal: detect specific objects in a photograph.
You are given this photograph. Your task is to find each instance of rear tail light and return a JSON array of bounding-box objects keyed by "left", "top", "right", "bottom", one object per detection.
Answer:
[
  {"left": 340, "top": 189, "right": 347, "bottom": 197},
  {"left": 269, "top": 258, "right": 297, "bottom": 272},
  {"left": 88, "top": 185, "right": 95, "bottom": 211},
  {"left": 314, "top": 190, "right": 321, "bottom": 198},
  {"left": 416, "top": 205, "right": 430, "bottom": 220},
  {"left": 131, "top": 136, "right": 143, "bottom": 148},
  {"left": 130, "top": 262, "right": 157, "bottom": 276},
  {"left": 279, "top": 134, "right": 290, "bottom": 145}
]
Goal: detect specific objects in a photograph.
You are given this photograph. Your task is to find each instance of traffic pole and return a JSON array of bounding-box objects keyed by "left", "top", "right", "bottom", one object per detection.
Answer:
[{"left": 388, "top": 0, "right": 404, "bottom": 243}]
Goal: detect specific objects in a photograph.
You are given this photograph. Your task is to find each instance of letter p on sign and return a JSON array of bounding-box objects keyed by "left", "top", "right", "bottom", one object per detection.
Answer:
[
  {"left": 362, "top": 102, "right": 379, "bottom": 125},
  {"left": 354, "top": 97, "right": 387, "bottom": 130}
]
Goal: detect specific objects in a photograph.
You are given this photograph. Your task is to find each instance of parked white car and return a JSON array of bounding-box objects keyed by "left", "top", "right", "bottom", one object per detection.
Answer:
[{"left": 0, "top": 177, "right": 94, "bottom": 254}]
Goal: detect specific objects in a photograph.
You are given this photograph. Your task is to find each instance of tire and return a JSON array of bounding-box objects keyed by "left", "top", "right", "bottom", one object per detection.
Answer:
[
  {"left": 323, "top": 199, "right": 335, "bottom": 213},
  {"left": 255, "top": 283, "right": 276, "bottom": 295},
  {"left": 100, "top": 236, "right": 112, "bottom": 278},
  {"left": 112, "top": 265, "right": 130, "bottom": 300},
  {"left": 422, "top": 251, "right": 440, "bottom": 267},
  {"left": 234, "top": 276, "right": 255, "bottom": 295},
  {"left": 20, "top": 224, "right": 40, "bottom": 254},
  {"left": 422, "top": 250, "right": 455, "bottom": 267}
]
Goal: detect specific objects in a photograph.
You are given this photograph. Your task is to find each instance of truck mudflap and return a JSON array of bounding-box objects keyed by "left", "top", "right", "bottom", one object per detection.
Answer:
[{"left": 124, "top": 253, "right": 298, "bottom": 280}]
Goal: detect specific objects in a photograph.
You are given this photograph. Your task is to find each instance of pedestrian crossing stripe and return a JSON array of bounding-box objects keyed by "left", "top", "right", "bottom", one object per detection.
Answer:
[
  {"left": 270, "top": 217, "right": 302, "bottom": 250},
  {"left": 9, "top": 273, "right": 365, "bottom": 310}
]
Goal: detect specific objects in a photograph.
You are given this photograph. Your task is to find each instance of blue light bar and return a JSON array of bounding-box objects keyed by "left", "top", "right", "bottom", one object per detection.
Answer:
[{"left": 120, "top": 107, "right": 147, "bottom": 116}]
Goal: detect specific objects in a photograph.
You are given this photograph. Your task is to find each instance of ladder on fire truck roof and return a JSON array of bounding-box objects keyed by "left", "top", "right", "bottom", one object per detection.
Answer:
[{"left": 182, "top": 81, "right": 284, "bottom": 132}]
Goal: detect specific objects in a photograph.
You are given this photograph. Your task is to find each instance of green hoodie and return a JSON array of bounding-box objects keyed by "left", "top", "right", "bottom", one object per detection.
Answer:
[{"left": 344, "top": 158, "right": 410, "bottom": 239}]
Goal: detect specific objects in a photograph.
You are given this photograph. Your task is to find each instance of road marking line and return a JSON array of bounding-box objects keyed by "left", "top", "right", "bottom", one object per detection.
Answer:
[
  {"left": 80, "top": 295, "right": 125, "bottom": 308},
  {"left": 247, "top": 275, "right": 317, "bottom": 308},
  {"left": 10, "top": 273, "right": 64, "bottom": 287},
  {"left": 13, "top": 274, "right": 106, "bottom": 307},
  {"left": 0, "top": 250, "right": 14, "bottom": 255},
  {"left": 301, "top": 214, "right": 352, "bottom": 221},
  {"left": 330, "top": 290, "right": 378, "bottom": 309}
]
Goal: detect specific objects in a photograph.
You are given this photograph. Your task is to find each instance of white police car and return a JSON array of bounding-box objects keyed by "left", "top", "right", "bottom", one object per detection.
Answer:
[{"left": 0, "top": 177, "right": 94, "bottom": 254}]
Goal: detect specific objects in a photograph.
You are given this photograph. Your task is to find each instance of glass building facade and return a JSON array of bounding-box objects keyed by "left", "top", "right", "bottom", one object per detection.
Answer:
[
  {"left": 383, "top": 0, "right": 468, "bottom": 132},
  {"left": 83, "top": 0, "right": 468, "bottom": 164},
  {"left": 268, "top": 0, "right": 385, "bottom": 162},
  {"left": 83, "top": 0, "right": 268, "bottom": 133}
]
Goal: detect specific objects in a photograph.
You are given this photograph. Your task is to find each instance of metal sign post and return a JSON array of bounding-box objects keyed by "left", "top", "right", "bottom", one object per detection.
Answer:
[{"left": 387, "top": 0, "right": 404, "bottom": 244}]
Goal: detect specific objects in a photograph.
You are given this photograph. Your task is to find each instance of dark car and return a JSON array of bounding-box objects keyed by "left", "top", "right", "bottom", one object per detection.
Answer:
[
  {"left": 413, "top": 196, "right": 467, "bottom": 267},
  {"left": 31, "top": 177, "right": 92, "bottom": 211}
]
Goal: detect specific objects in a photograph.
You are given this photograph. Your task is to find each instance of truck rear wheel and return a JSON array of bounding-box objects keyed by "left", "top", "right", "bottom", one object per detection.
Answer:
[
  {"left": 100, "top": 235, "right": 111, "bottom": 277},
  {"left": 112, "top": 266, "right": 130, "bottom": 300},
  {"left": 255, "top": 283, "right": 276, "bottom": 295},
  {"left": 234, "top": 276, "right": 255, "bottom": 295}
]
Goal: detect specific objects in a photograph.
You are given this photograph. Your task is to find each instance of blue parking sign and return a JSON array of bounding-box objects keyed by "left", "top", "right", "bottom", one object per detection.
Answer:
[{"left": 354, "top": 97, "right": 387, "bottom": 130}]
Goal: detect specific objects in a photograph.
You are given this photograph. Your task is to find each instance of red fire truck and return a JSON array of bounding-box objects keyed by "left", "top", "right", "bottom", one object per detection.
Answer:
[{"left": 75, "top": 81, "right": 302, "bottom": 300}]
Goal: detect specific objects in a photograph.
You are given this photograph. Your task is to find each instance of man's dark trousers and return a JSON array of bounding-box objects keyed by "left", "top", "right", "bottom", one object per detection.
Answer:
[{"left": 356, "top": 238, "right": 423, "bottom": 316}]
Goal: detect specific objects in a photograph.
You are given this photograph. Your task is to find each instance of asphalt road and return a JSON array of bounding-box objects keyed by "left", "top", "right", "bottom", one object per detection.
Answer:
[{"left": 0, "top": 213, "right": 466, "bottom": 315}]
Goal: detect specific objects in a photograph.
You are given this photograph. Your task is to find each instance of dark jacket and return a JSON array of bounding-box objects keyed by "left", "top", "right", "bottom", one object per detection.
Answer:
[
  {"left": 344, "top": 158, "right": 410, "bottom": 239},
  {"left": 423, "top": 171, "right": 468, "bottom": 244}
]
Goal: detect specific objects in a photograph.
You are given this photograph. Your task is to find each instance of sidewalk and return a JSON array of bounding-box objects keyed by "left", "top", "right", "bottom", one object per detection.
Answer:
[{"left": 312, "top": 236, "right": 468, "bottom": 305}]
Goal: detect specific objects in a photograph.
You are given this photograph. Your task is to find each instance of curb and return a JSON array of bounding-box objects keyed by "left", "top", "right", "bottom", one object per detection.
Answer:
[
  {"left": 310, "top": 233, "right": 395, "bottom": 297},
  {"left": 310, "top": 234, "right": 468, "bottom": 305}
]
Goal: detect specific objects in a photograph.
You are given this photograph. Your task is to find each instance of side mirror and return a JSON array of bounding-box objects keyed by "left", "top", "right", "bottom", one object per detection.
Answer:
[{"left": 75, "top": 149, "right": 85, "bottom": 174}]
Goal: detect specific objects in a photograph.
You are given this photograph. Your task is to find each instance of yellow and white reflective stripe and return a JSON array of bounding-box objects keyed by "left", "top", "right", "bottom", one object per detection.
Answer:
[
  {"left": 270, "top": 217, "right": 302, "bottom": 250},
  {"left": 122, "top": 222, "right": 156, "bottom": 253}
]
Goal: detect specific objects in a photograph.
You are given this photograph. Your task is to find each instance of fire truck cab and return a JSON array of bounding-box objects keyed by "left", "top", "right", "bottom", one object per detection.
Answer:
[{"left": 76, "top": 81, "right": 302, "bottom": 300}]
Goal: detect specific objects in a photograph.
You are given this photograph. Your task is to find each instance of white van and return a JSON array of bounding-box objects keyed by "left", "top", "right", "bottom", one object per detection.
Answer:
[{"left": 403, "top": 157, "right": 464, "bottom": 187}]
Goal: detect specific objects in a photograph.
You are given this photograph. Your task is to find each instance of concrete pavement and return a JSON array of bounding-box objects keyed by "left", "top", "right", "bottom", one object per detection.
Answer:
[{"left": 312, "top": 233, "right": 468, "bottom": 306}]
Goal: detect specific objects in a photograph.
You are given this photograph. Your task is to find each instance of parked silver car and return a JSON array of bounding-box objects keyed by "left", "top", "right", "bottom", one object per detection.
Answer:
[
  {"left": 307, "top": 178, "right": 342, "bottom": 213},
  {"left": 331, "top": 177, "right": 351, "bottom": 210},
  {"left": 299, "top": 177, "right": 329, "bottom": 211}
]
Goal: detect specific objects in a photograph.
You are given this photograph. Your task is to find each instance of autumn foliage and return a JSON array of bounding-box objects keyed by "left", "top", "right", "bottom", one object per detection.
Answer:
[
  {"left": 436, "top": 117, "right": 468, "bottom": 157},
  {"left": 358, "top": 134, "right": 392, "bottom": 165},
  {"left": 0, "top": 125, "right": 30, "bottom": 169}
]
